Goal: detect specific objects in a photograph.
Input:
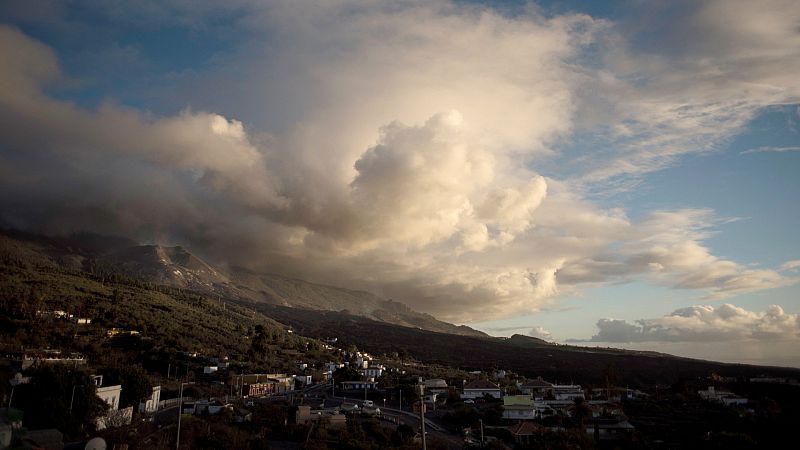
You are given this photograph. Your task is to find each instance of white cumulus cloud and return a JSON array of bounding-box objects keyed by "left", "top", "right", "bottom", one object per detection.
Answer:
[
  {"left": 528, "top": 326, "right": 553, "bottom": 341},
  {"left": 572, "top": 303, "right": 800, "bottom": 343}
]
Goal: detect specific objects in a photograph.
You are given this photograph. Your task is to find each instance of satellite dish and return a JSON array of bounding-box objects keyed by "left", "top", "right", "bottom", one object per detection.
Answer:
[{"left": 85, "top": 437, "right": 107, "bottom": 450}]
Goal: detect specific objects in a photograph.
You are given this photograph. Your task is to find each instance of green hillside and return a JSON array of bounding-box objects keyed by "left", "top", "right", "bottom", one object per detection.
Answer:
[{"left": 0, "top": 232, "right": 309, "bottom": 370}]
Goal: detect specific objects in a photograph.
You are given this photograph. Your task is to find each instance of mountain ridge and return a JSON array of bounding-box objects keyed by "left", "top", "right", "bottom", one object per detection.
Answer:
[
  {"left": 4, "top": 228, "right": 800, "bottom": 386},
  {"left": 0, "top": 229, "right": 486, "bottom": 337},
  {"left": 255, "top": 303, "right": 800, "bottom": 386}
]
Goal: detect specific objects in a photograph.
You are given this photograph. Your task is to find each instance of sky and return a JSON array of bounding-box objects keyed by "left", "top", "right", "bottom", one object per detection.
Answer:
[{"left": 1, "top": 0, "right": 798, "bottom": 367}]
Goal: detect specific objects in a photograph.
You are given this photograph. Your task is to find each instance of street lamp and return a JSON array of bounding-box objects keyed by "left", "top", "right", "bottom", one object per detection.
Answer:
[{"left": 176, "top": 381, "right": 194, "bottom": 450}]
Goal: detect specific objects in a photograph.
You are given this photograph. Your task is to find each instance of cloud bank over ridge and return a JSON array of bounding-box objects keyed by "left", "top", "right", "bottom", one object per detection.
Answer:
[
  {"left": 573, "top": 304, "right": 800, "bottom": 343},
  {"left": 0, "top": 1, "right": 798, "bottom": 322}
]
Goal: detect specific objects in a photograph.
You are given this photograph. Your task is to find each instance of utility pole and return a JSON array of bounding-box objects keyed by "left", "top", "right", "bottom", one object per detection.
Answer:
[
  {"left": 480, "top": 418, "right": 485, "bottom": 448},
  {"left": 69, "top": 385, "right": 78, "bottom": 413},
  {"left": 417, "top": 379, "right": 427, "bottom": 450},
  {"left": 9, "top": 374, "right": 25, "bottom": 408},
  {"left": 176, "top": 382, "right": 193, "bottom": 450}
]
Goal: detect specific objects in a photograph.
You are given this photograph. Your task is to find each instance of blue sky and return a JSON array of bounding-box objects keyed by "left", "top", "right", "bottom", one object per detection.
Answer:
[
  {"left": 1, "top": 0, "right": 798, "bottom": 366},
  {"left": 474, "top": 104, "right": 800, "bottom": 361}
]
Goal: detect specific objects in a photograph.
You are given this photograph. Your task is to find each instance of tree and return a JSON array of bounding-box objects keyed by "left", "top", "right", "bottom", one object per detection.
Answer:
[
  {"left": 482, "top": 403, "right": 504, "bottom": 425},
  {"left": 99, "top": 364, "right": 152, "bottom": 409},
  {"left": 572, "top": 397, "right": 591, "bottom": 428},
  {"left": 249, "top": 325, "right": 272, "bottom": 360},
  {"left": 397, "top": 383, "right": 419, "bottom": 405},
  {"left": 13, "top": 365, "right": 108, "bottom": 438},
  {"left": 442, "top": 403, "right": 480, "bottom": 429},
  {"left": 505, "top": 384, "right": 522, "bottom": 395},
  {"left": 99, "top": 408, "right": 132, "bottom": 429},
  {"left": 333, "top": 366, "right": 361, "bottom": 383},
  {"left": 392, "top": 424, "right": 415, "bottom": 445},
  {"left": 602, "top": 362, "right": 619, "bottom": 389}
]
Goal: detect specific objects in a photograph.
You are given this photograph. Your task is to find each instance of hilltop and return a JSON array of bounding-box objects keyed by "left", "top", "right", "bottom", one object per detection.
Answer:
[{"left": 0, "top": 229, "right": 485, "bottom": 338}]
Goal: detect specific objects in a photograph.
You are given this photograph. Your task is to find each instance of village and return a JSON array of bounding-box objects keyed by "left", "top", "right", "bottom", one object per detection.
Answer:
[{"left": 3, "top": 316, "right": 794, "bottom": 450}]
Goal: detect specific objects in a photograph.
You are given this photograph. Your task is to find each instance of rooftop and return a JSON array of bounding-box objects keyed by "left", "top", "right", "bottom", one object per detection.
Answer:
[
  {"left": 511, "top": 421, "right": 545, "bottom": 436},
  {"left": 464, "top": 380, "right": 500, "bottom": 390},
  {"left": 522, "top": 377, "right": 553, "bottom": 388}
]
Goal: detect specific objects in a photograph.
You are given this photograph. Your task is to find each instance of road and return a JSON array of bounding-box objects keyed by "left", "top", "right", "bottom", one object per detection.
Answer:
[
  {"left": 304, "top": 384, "right": 464, "bottom": 449},
  {"left": 150, "top": 382, "right": 466, "bottom": 449},
  {"left": 153, "top": 405, "right": 179, "bottom": 425}
]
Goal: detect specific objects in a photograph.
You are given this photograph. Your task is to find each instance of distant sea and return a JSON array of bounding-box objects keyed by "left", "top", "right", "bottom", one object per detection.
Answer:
[{"left": 585, "top": 340, "right": 800, "bottom": 369}]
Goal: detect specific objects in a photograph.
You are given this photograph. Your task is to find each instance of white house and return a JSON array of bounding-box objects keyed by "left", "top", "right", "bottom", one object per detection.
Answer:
[
  {"left": 339, "top": 381, "right": 378, "bottom": 392},
  {"left": 139, "top": 386, "right": 161, "bottom": 413},
  {"left": 586, "top": 418, "right": 635, "bottom": 441},
  {"left": 326, "top": 362, "right": 344, "bottom": 373},
  {"left": 552, "top": 385, "right": 584, "bottom": 401},
  {"left": 93, "top": 376, "right": 121, "bottom": 411},
  {"left": 463, "top": 380, "right": 502, "bottom": 399},
  {"left": 362, "top": 365, "right": 384, "bottom": 379},
  {"left": 423, "top": 379, "right": 449, "bottom": 395},
  {"left": 355, "top": 358, "right": 369, "bottom": 369},
  {"left": 354, "top": 353, "right": 373, "bottom": 369},
  {"left": 698, "top": 387, "right": 747, "bottom": 406},
  {"left": 519, "top": 377, "right": 554, "bottom": 398},
  {"left": 502, "top": 396, "right": 538, "bottom": 420},
  {"left": 295, "top": 375, "right": 313, "bottom": 386},
  {"left": 501, "top": 396, "right": 555, "bottom": 420},
  {"left": 93, "top": 376, "right": 132, "bottom": 429}
]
